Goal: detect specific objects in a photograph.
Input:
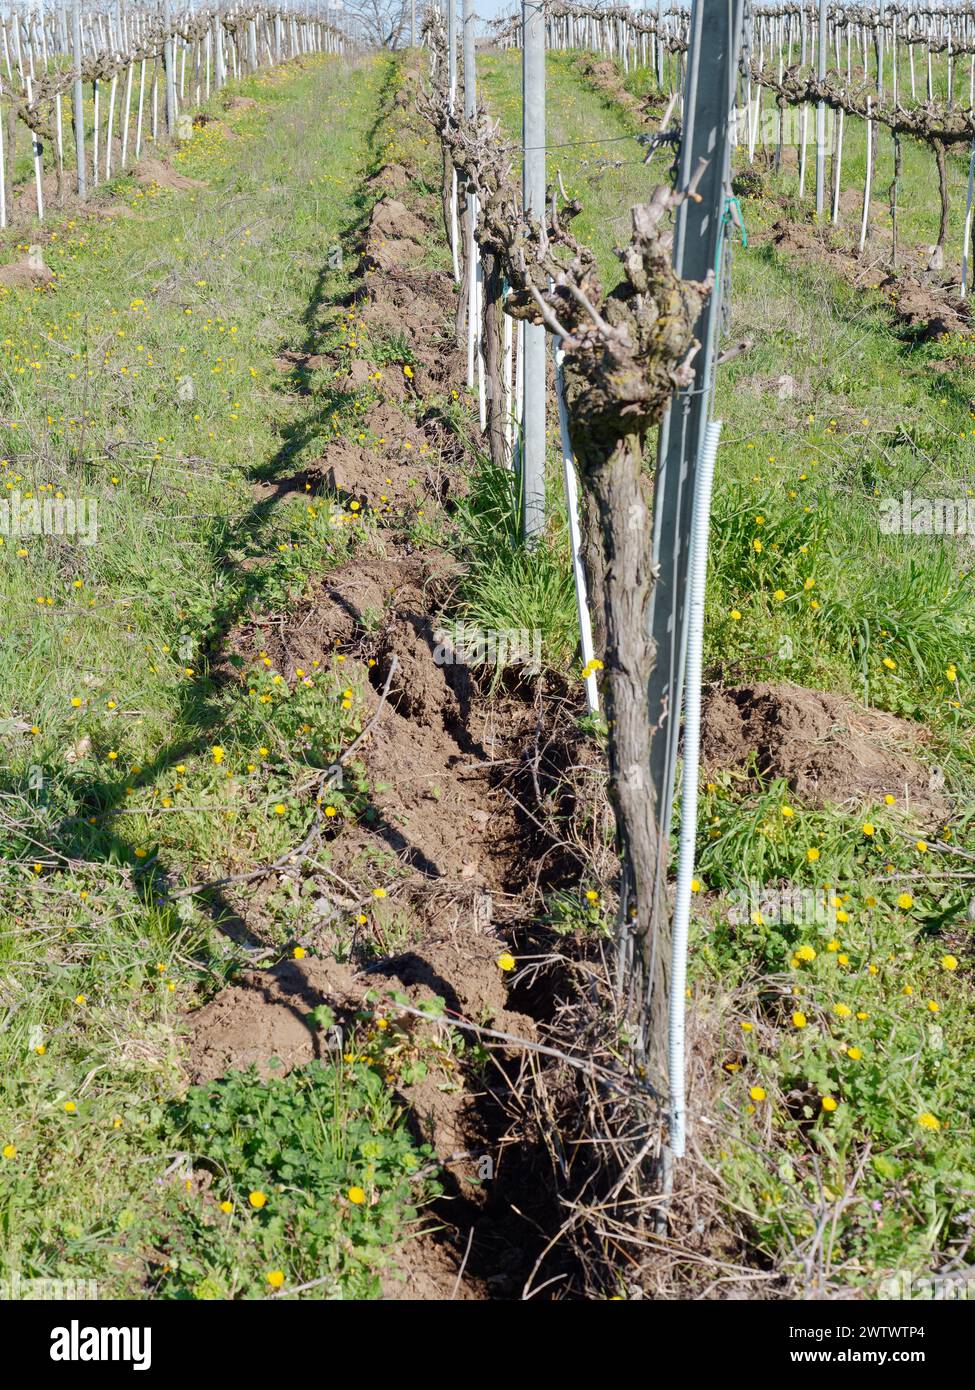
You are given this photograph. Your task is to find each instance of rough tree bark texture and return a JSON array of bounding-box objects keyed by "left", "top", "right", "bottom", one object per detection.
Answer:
[
  {"left": 481, "top": 246, "right": 507, "bottom": 469},
  {"left": 933, "top": 137, "right": 950, "bottom": 252},
  {"left": 569, "top": 426, "right": 670, "bottom": 1074},
  {"left": 455, "top": 188, "right": 470, "bottom": 348},
  {"left": 890, "top": 132, "right": 902, "bottom": 266},
  {"left": 440, "top": 147, "right": 452, "bottom": 256},
  {"left": 4, "top": 105, "right": 15, "bottom": 213}
]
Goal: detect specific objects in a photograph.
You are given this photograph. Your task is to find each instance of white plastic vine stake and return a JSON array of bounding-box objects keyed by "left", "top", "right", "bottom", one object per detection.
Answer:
[
  {"left": 553, "top": 340, "right": 599, "bottom": 717},
  {"left": 522, "top": 0, "right": 546, "bottom": 543},
  {"left": 859, "top": 96, "right": 873, "bottom": 253},
  {"left": 963, "top": 140, "right": 975, "bottom": 298}
]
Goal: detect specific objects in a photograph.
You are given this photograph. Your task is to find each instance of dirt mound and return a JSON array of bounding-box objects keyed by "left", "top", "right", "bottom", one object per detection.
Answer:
[
  {"left": 368, "top": 196, "right": 428, "bottom": 244},
  {"left": 225, "top": 544, "right": 460, "bottom": 673},
  {"left": 323, "top": 436, "right": 440, "bottom": 514},
  {"left": 362, "top": 237, "right": 425, "bottom": 273},
  {"left": 188, "top": 956, "right": 361, "bottom": 1083},
  {"left": 578, "top": 56, "right": 619, "bottom": 86},
  {"left": 379, "top": 612, "right": 463, "bottom": 726},
  {"left": 250, "top": 428, "right": 440, "bottom": 517},
  {"left": 188, "top": 922, "right": 535, "bottom": 1112},
  {"left": 369, "top": 924, "right": 537, "bottom": 1043},
  {"left": 221, "top": 94, "right": 258, "bottom": 112},
  {"left": 359, "top": 280, "right": 456, "bottom": 355},
  {"left": 768, "top": 218, "right": 822, "bottom": 257},
  {"left": 360, "top": 670, "right": 531, "bottom": 896},
  {"left": 135, "top": 157, "right": 204, "bottom": 191},
  {"left": 89, "top": 203, "right": 136, "bottom": 220},
  {"left": 191, "top": 112, "right": 236, "bottom": 139},
  {"left": 573, "top": 53, "right": 658, "bottom": 124},
  {"left": 765, "top": 217, "right": 970, "bottom": 342},
  {"left": 0, "top": 247, "right": 54, "bottom": 290},
  {"left": 382, "top": 1229, "right": 486, "bottom": 1300},
  {"left": 359, "top": 195, "right": 431, "bottom": 274},
  {"left": 195, "top": 58, "right": 563, "bottom": 1298},
  {"left": 701, "top": 681, "right": 945, "bottom": 819},
  {"left": 12, "top": 169, "right": 64, "bottom": 215},
  {"left": 877, "top": 274, "right": 967, "bottom": 339},
  {"left": 368, "top": 162, "right": 412, "bottom": 197}
]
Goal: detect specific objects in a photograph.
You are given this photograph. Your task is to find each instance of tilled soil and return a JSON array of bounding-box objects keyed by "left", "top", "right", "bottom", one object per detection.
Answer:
[
  {"left": 185, "top": 61, "right": 562, "bottom": 1300},
  {"left": 701, "top": 680, "right": 946, "bottom": 821},
  {"left": 180, "top": 61, "right": 952, "bottom": 1301},
  {"left": 763, "top": 215, "right": 971, "bottom": 343}
]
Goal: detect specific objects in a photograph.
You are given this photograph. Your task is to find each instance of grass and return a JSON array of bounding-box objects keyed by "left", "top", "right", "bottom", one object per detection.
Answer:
[
  {"left": 448, "top": 456, "right": 580, "bottom": 673},
  {"left": 154, "top": 1061, "right": 436, "bottom": 1300},
  {"left": 0, "top": 52, "right": 441, "bottom": 1298},
  {"left": 3, "top": 36, "right": 974, "bottom": 1301},
  {"left": 482, "top": 45, "right": 975, "bottom": 1294}
]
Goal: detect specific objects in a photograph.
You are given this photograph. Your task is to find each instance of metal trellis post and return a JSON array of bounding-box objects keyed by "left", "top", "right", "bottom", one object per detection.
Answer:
[
  {"left": 815, "top": 0, "right": 827, "bottom": 217},
  {"left": 163, "top": 0, "right": 177, "bottom": 137},
  {"left": 73, "top": 0, "right": 86, "bottom": 199},
  {"left": 522, "top": 0, "right": 546, "bottom": 545},
  {"left": 645, "top": 0, "right": 746, "bottom": 1146}
]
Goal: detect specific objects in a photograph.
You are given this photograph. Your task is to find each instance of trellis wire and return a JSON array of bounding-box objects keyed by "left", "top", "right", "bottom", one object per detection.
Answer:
[{"left": 496, "top": 1, "right": 975, "bottom": 279}]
